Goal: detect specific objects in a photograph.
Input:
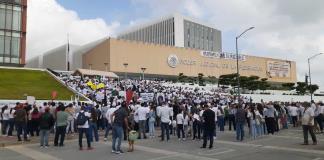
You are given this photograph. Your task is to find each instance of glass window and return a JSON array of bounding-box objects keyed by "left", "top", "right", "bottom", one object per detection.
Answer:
[
  {"left": 15, "top": 0, "right": 21, "bottom": 4},
  {"left": 0, "top": 35, "right": 4, "bottom": 55},
  {"left": 0, "top": 8, "right": 5, "bottom": 29},
  {"left": 4, "top": 36, "right": 11, "bottom": 56},
  {"left": 12, "top": 10, "right": 21, "bottom": 31},
  {"left": 4, "top": 57, "right": 10, "bottom": 63},
  {"left": 6, "top": 9, "right": 12, "bottom": 30},
  {"left": 11, "top": 37, "right": 20, "bottom": 58},
  {"left": 11, "top": 57, "right": 19, "bottom": 63}
]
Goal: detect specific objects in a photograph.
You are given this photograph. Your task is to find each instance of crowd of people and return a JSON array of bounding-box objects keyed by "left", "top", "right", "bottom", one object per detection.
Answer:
[{"left": 1, "top": 75, "right": 323, "bottom": 154}]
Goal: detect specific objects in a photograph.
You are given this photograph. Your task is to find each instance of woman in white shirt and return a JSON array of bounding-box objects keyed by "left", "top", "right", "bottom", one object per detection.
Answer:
[
  {"left": 176, "top": 110, "right": 185, "bottom": 140},
  {"left": 7, "top": 107, "right": 15, "bottom": 136},
  {"left": 1, "top": 105, "right": 9, "bottom": 135}
]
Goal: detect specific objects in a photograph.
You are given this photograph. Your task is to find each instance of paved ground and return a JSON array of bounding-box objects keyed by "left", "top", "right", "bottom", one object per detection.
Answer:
[{"left": 1, "top": 128, "right": 324, "bottom": 160}]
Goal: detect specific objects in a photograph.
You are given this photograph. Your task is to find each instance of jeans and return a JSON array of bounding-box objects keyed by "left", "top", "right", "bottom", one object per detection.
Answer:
[
  {"left": 30, "top": 120, "right": 40, "bottom": 137},
  {"left": 40, "top": 130, "right": 50, "bottom": 146},
  {"left": 218, "top": 116, "right": 225, "bottom": 131},
  {"left": 1, "top": 120, "right": 9, "bottom": 135},
  {"left": 250, "top": 120, "right": 257, "bottom": 139},
  {"left": 79, "top": 128, "right": 91, "bottom": 148},
  {"left": 7, "top": 118, "right": 15, "bottom": 136},
  {"left": 89, "top": 122, "right": 99, "bottom": 142},
  {"left": 16, "top": 122, "right": 28, "bottom": 140},
  {"left": 292, "top": 116, "right": 298, "bottom": 127},
  {"left": 148, "top": 121, "right": 155, "bottom": 137},
  {"left": 236, "top": 122, "right": 245, "bottom": 141},
  {"left": 112, "top": 125, "right": 123, "bottom": 151},
  {"left": 193, "top": 121, "right": 201, "bottom": 139},
  {"left": 256, "top": 123, "right": 263, "bottom": 136},
  {"left": 104, "top": 123, "right": 112, "bottom": 138},
  {"left": 138, "top": 120, "right": 147, "bottom": 138},
  {"left": 66, "top": 119, "right": 75, "bottom": 133},
  {"left": 54, "top": 126, "right": 66, "bottom": 146},
  {"left": 203, "top": 128, "right": 214, "bottom": 148},
  {"left": 160, "top": 122, "right": 170, "bottom": 141},
  {"left": 177, "top": 124, "right": 185, "bottom": 139},
  {"left": 302, "top": 125, "right": 317, "bottom": 144},
  {"left": 315, "top": 115, "right": 323, "bottom": 132},
  {"left": 228, "top": 114, "right": 236, "bottom": 131}
]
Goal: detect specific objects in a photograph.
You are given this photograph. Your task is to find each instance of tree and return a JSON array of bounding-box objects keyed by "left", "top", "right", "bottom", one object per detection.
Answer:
[
  {"left": 218, "top": 73, "right": 237, "bottom": 86},
  {"left": 295, "top": 82, "right": 308, "bottom": 95},
  {"left": 282, "top": 83, "right": 295, "bottom": 90},
  {"left": 246, "top": 76, "right": 260, "bottom": 92},
  {"left": 308, "top": 84, "right": 319, "bottom": 94},
  {"left": 207, "top": 76, "right": 217, "bottom": 84},
  {"left": 198, "top": 73, "right": 205, "bottom": 86},
  {"left": 258, "top": 78, "right": 270, "bottom": 91},
  {"left": 178, "top": 73, "right": 187, "bottom": 83}
]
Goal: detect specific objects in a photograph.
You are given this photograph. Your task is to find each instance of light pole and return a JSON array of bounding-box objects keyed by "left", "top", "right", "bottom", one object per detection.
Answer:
[
  {"left": 236, "top": 26, "right": 254, "bottom": 103},
  {"left": 123, "top": 63, "right": 128, "bottom": 79},
  {"left": 308, "top": 53, "right": 323, "bottom": 101},
  {"left": 141, "top": 67, "right": 146, "bottom": 80}
]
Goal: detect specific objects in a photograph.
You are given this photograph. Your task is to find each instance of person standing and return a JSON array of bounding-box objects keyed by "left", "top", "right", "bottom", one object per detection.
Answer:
[
  {"left": 302, "top": 103, "right": 317, "bottom": 145},
  {"left": 158, "top": 102, "right": 172, "bottom": 141},
  {"left": 89, "top": 107, "right": 99, "bottom": 142},
  {"left": 201, "top": 105, "right": 215, "bottom": 149},
  {"left": 54, "top": 105, "right": 69, "bottom": 147},
  {"left": 76, "top": 106, "right": 92, "bottom": 150},
  {"left": 65, "top": 104, "right": 75, "bottom": 134},
  {"left": 104, "top": 105, "right": 116, "bottom": 141},
  {"left": 228, "top": 104, "right": 236, "bottom": 131},
  {"left": 136, "top": 103, "right": 149, "bottom": 139},
  {"left": 235, "top": 104, "right": 246, "bottom": 141},
  {"left": 39, "top": 107, "right": 55, "bottom": 148},
  {"left": 148, "top": 106, "right": 156, "bottom": 138},
  {"left": 1, "top": 105, "right": 9, "bottom": 136},
  {"left": 111, "top": 102, "right": 129, "bottom": 154},
  {"left": 176, "top": 110, "right": 185, "bottom": 140},
  {"left": 14, "top": 104, "right": 29, "bottom": 142}
]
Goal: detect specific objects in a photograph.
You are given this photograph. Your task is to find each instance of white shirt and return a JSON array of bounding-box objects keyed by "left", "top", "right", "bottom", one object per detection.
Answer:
[
  {"left": 302, "top": 107, "right": 315, "bottom": 125},
  {"left": 2, "top": 109, "right": 10, "bottom": 120},
  {"left": 158, "top": 106, "right": 172, "bottom": 123},
  {"left": 136, "top": 106, "right": 149, "bottom": 121},
  {"left": 9, "top": 109, "right": 15, "bottom": 119},
  {"left": 106, "top": 107, "right": 116, "bottom": 124},
  {"left": 176, "top": 113, "right": 184, "bottom": 124},
  {"left": 183, "top": 115, "right": 189, "bottom": 126},
  {"left": 211, "top": 107, "right": 218, "bottom": 121},
  {"left": 76, "top": 111, "right": 91, "bottom": 128},
  {"left": 289, "top": 106, "right": 298, "bottom": 116}
]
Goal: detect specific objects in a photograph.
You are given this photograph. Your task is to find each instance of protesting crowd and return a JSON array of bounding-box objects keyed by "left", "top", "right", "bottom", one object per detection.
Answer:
[{"left": 1, "top": 75, "right": 324, "bottom": 154}]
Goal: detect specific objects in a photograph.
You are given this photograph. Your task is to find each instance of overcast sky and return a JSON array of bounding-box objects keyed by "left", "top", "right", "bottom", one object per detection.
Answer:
[{"left": 26, "top": 0, "right": 324, "bottom": 90}]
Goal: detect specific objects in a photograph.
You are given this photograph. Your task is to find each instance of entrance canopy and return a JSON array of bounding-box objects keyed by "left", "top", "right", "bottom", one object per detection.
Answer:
[{"left": 73, "top": 69, "right": 119, "bottom": 78}]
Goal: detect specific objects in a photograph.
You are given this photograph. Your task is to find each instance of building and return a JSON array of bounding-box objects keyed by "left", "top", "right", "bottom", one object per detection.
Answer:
[
  {"left": 28, "top": 37, "right": 297, "bottom": 84},
  {"left": 117, "top": 13, "right": 222, "bottom": 52},
  {"left": 0, "top": 0, "right": 27, "bottom": 66}
]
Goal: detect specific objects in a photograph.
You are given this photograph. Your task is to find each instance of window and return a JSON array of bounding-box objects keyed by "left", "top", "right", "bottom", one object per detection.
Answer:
[
  {"left": 12, "top": 7, "right": 21, "bottom": 31},
  {"left": 0, "top": 8, "right": 5, "bottom": 29},
  {"left": 4, "top": 36, "right": 11, "bottom": 56},
  {"left": 0, "top": 34, "right": 4, "bottom": 55},
  {"left": 5, "top": 9, "right": 12, "bottom": 30},
  {"left": 11, "top": 37, "right": 20, "bottom": 58}
]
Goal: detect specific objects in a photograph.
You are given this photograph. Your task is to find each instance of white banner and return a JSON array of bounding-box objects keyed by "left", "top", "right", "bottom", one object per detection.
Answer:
[
  {"left": 267, "top": 61, "right": 291, "bottom": 78},
  {"left": 140, "top": 93, "right": 154, "bottom": 102}
]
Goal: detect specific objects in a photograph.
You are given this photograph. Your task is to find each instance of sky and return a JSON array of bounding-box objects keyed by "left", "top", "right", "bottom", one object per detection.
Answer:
[{"left": 26, "top": 0, "right": 324, "bottom": 91}]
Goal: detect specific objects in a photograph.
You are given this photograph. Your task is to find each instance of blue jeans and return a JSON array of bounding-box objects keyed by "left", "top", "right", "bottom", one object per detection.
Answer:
[
  {"left": 236, "top": 122, "right": 245, "bottom": 141},
  {"left": 250, "top": 120, "right": 257, "bottom": 139},
  {"left": 148, "top": 121, "right": 155, "bottom": 137},
  {"left": 104, "top": 123, "right": 112, "bottom": 138},
  {"left": 7, "top": 118, "right": 15, "bottom": 136},
  {"left": 2, "top": 120, "right": 9, "bottom": 135},
  {"left": 218, "top": 116, "right": 225, "bottom": 131},
  {"left": 112, "top": 125, "right": 123, "bottom": 151},
  {"left": 160, "top": 122, "right": 170, "bottom": 141},
  {"left": 89, "top": 122, "right": 99, "bottom": 142},
  {"left": 79, "top": 128, "right": 91, "bottom": 148},
  {"left": 40, "top": 130, "right": 49, "bottom": 146}
]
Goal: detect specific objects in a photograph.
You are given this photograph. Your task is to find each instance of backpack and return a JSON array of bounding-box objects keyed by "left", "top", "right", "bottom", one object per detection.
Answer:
[{"left": 76, "top": 112, "right": 88, "bottom": 126}]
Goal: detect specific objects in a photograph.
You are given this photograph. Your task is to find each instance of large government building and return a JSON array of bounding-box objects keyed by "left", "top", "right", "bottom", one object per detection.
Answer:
[
  {"left": 27, "top": 14, "right": 296, "bottom": 84},
  {"left": 0, "top": 0, "right": 27, "bottom": 66}
]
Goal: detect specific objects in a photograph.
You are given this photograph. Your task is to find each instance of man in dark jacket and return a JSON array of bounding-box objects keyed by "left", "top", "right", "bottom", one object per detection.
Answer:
[
  {"left": 235, "top": 104, "right": 246, "bottom": 141},
  {"left": 14, "top": 104, "right": 29, "bottom": 142},
  {"left": 39, "top": 107, "right": 55, "bottom": 148},
  {"left": 201, "top": 104, "right": 215, "bottom": 149}
]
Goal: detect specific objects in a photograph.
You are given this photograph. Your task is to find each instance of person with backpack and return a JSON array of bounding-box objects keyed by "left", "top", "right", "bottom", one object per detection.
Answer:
[
  {"left": 54, "top": 104, "right": 68, "bottom": 147},
  {"left": 76, "top": 105, "right": 92, "bottom": 150},
  {"left": 39, "top": 107, "right": 54, "bottom": 148}
]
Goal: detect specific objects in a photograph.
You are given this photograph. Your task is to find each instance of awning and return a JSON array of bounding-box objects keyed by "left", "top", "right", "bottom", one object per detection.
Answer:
[{"left": 73, "top": 69, "right": 119, "bottom": 78}]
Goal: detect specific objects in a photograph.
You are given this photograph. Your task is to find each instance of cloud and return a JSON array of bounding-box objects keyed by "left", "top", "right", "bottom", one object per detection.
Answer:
[
  {"left": 129, "top": 0, "right": 324, "bottom": 90},
  {"left": 26, "top": 0, "right": 120, "bottom": 60}
]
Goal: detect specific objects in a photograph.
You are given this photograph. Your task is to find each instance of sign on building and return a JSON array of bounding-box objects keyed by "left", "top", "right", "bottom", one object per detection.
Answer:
[{"left": 267, "top": 61, "right": 291, "bottom": 78}]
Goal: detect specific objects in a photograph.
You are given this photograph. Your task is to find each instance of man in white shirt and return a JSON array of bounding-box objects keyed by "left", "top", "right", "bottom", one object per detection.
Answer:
[
  {"left": 302, "top": 103, "right": 317, "bottom": 145},
  {"left": 104, "top": 105, "right": 116, "bottom": 141},
  {"left": 136, "top": 103, "right": 150, "bottom": 139},
  {"left": 158, "top": 102, "right": 173, "bottom": 141},
  {"left": 289, "top": 104, "right": 298, "bottom": 127}
]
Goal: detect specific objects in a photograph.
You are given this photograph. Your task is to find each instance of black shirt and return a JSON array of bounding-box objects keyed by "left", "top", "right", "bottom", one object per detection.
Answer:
[
  {"left": 202, "top": 109, "right": 215, "bottom": 129},
  {"left": 113, "top": 107, "right": 128, "bottom": 126}
]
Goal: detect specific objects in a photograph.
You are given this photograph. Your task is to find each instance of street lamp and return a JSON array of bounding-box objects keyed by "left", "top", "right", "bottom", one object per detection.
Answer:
[
  {"left": 236, "top": 26, "right": 254, "bottom": 103},
  {"left": 141, "top": 67, "right": 146, "bottom": 80},
  {"left": 123, "top": 63, "right": 128, "bottom": 79},
  {"left": 308, "top": 53, "right": 323, "bottom": 101}
]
